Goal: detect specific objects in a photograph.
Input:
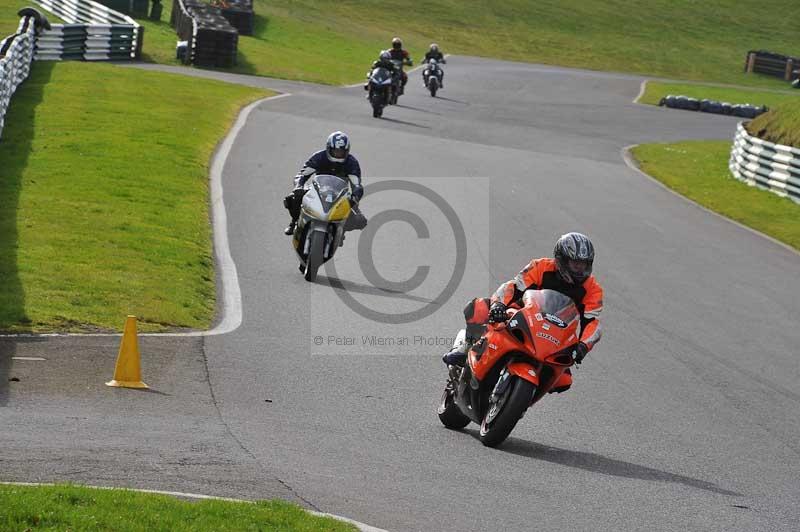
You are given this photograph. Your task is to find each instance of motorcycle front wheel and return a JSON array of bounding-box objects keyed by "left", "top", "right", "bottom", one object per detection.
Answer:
[
  {"left": 429, "top": 81, "right": 438, "bottom": 97},
  {"left": 479, "top": 377, "right": 535, "bottom": 447},
  {"left": 304, "top": 231, "right": 325, "bottom": 282}
]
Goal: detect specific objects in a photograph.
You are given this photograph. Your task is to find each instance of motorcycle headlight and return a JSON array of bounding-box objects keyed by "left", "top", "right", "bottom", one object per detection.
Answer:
[{"left": 328, "top": 197, "right": 352, "bottom": 221}]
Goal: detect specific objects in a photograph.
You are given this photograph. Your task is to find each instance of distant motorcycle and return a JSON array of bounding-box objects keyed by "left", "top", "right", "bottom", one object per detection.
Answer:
[
  {"left": 423, "top": 59, "right": 443, "bottom": 97},
  {"left": 367, "top": 64, "right": 393, "bottom": 118},
  {"left": 438, "top": 289, "right": 581, "bottom": 447},
  {"left": 290, "top": 174, "right": 355, "bottom": 282}
]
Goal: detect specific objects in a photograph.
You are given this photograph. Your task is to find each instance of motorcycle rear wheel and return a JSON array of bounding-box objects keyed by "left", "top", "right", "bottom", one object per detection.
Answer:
[
  {"left": 437, "top": 384, "right": 471, "bottom": 429},
  {"left": 304, "top": 231, "right": 324, "bottom": 282},
  {"left": 479, "top": 377, "right": 535, "bottom": 447}
]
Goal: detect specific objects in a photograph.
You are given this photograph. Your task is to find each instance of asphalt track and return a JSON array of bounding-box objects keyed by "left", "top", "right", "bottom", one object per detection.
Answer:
[{"left": 2, "top": 57, "right": 799, "bottom": 531}]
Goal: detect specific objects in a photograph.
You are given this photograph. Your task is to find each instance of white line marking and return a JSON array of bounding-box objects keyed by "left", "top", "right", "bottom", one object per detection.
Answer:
[
  {"left": 633, "top": 79, "right": 647, "bottom": 104},
  {"left": 0, "top": 91, "right": 293, "bottom": 339},
  {"left": 0, "top": 482, "right": 387, "bottom": 532},
  {"left": 11, "top": 356, "right": 46, "bottom": 361},
  {"left": 622, "top": 145, "right": 800, "bottom": 257}
]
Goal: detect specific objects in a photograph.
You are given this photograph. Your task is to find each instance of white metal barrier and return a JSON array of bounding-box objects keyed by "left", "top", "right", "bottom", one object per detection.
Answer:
[
  {"left": 33, "top": 0, "right": 141, "bottom": 60},
  {"left": 729, "top": 122, "right": 800, "bottom": 204},
  {"left": 0, "top": 16, "right": 37, "bottom": 140}
]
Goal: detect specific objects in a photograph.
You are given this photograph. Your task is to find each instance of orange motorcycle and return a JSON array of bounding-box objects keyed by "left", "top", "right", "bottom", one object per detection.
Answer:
[{"left": 438, "top": 289, "right": 580, "bottom": 447}]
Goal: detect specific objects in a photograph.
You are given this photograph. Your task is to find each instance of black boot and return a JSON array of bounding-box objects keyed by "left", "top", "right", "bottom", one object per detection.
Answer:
[
  {"left": 442, "top": 349, "right": 467, "bottom": 367},
  {"left": 284, "top": 221, "right": 296, "bottom": 235}
]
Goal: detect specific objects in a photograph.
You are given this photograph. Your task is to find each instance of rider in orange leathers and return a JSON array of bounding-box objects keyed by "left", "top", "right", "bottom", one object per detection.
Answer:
[{"left": 443, "top": 232, "right": 603, "bottom": 394}]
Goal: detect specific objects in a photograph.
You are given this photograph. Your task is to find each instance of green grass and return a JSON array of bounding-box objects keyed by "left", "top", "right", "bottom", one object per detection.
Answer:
[
  {"left": 638, "top": 81, "right": 799, "bottom": 108},
  {"left": 1, "top": 0, "right": 63, "bottom": 35},
  {"left": 135, "top": 1, "right": 383, "bottom": 85},
  {"left": 0, "top": 484, "right": 356, "bottom": 531},
  {"left": 0, "top": 62, "right": 269, "bottom": 332},
  {"left": 132, "top": 0, "right": 798, "bottom": 86},
  {"left": 747, "top": 101, "right": 800, "bottom": 147},
  {"left": 4, "top": 1, "right": 799, "bottom": 87},
  {"left": 631, "top": 141, "right": 800, "bottom": 250}
]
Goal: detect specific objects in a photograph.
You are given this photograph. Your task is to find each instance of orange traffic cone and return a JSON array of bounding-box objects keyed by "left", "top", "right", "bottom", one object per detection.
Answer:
[{"left": 106, "top": 316, "right": 148, "bottom": 389}]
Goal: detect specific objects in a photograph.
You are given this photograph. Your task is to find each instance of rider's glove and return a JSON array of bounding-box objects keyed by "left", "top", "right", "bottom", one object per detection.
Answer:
[
  {"left": 352, "top": 184, "right": 364, "bottom": 202},
  {"left": 572, "top": 342, "right": 589, "bottom": 364},
  {"left": 488, "top": 302, "right": 508, "bottom": 324}
]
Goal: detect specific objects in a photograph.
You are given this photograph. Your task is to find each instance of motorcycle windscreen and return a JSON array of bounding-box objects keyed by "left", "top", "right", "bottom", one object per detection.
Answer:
[
  {"left": 371, "top": 68, "right": 390, "bottom": 84},
  {"left": 313, "top": 174, "right": 350, "bottom": 213},
  {"left": 521, "top": 289, "right": 579, "bottom": 330}
]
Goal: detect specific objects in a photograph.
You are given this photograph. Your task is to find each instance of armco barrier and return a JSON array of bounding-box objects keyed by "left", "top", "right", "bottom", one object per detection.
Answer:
[
  {"left": 729, "top": 122, "right": 800, "bottom": 204},
  {"left": 170, "top": 0, "right": 197, "bottom": 64},
  {"left": 0, "top": 13, "right": 41, "bottom": 140},
  {"left": 745, "top": 50, "right": 799, "bottom": 81},
  {"left": 32, "top": 0, "right": 141, "bottom": 60}
]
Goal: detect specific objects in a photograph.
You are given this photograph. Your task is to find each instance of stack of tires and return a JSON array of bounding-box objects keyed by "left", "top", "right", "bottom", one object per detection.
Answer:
[
  {"left": 659, "top": 95, "right": 768, "bottom": 119},
  {"left": 171, "top": 0, "right": 237, "bottom": 67},
  {"left": 216, "top": 0, "right": 253, "bottom": 36}
]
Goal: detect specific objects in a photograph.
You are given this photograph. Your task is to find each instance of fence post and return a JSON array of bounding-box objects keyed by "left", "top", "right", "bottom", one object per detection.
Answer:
[
  {"left": 135, "top": 25, "right": 144, "bottom": 59},
  {"left": 745, "top": 52, "right": 755, "bottom": 73},
  {"left": 785, "top": 59, "right": 794, "bottom": 81}
]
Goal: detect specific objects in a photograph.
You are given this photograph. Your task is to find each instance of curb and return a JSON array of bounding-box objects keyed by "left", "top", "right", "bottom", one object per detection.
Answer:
[{"left": 621, "top": 145, "right": 800, "bottom": 257}]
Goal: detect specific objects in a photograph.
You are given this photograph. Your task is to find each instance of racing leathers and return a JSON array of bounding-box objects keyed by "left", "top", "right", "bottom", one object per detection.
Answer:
[
  {"left": 424, "top": 50, "right": 446, "bottom": 63},
  {"left": 365, "top": 57, "right": 397, "bottom": 93},
  {"left": 284, "top": 150, "right": 366, "bottom": 233},
  {"left": 450, "top": 257, "right": 603, "bottom": 393}
]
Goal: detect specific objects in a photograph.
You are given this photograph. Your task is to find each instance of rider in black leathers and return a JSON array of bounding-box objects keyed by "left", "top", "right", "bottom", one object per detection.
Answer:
[
  {"left": 364, "top": 50, "right": 398, "bottom": 94},
  {"left": 283, "top": 131, "right": 366, "bottom": 235},
  {"left": 423, "top": 43, "right": 446, "bottom": 88}
]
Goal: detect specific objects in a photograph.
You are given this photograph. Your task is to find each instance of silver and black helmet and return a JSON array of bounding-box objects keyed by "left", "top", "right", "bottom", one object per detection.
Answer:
[
  {"left": 554, "top": 232, "right": 594, "bottom": 285},
  {"left": 325, "top": 131, "right": 350, "bottom": 163}
]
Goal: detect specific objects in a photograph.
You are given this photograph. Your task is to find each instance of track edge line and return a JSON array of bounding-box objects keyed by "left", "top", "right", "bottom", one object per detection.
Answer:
[
  {"left": 0, "top": 482, "right": 387, "bottom": 532},
  {"left": 621, "top": 144, "right": 800, "bottom": 257}
]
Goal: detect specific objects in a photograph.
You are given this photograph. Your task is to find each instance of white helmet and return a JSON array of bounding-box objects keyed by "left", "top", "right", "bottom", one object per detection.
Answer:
[{"left": 325, "top": 131, "right": 350, "bottom": 163}]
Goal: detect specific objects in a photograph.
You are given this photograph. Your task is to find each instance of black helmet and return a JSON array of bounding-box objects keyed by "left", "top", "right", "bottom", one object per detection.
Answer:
[
  {"left": 326, "top": 131, "right": 350, "bottom": 163},
  {"left": 554, "top": 232, "right": 594, "bottom": 285},
  {"left": 392, "top": 37, "right": 402, "bottom": 50}
]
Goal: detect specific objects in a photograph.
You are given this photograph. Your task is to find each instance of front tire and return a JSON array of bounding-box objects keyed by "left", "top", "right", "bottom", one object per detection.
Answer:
[
  {"left": 438, "top": 384, "right": 471, "bottom": 429},
  {"left": 429, "top": 81, "right": 438, "bottom": 97},
  {"left": 304, "top": 231, "right": 324, "bottom": 282},
  {"left": 479, "top": 378, "right": 535, "bottom": 447}
]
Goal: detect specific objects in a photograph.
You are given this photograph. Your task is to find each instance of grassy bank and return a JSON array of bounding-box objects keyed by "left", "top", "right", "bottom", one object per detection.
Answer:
[
  {"left": 0, "top": 62, "right": 269, "bottom": 332},
  {"left": 4, "top": 1, "right": 798, "bottom": 86},
  {"left": 747, "top": 102, "right": 800, "bottom": 148},
  {"left": 0, "top": 484, "right": 356, "bottom": 531},
  {"left": 631, "top": 141, "right": 799, "bottom": 250},
  {"left": 134, "top": 0, "right": 797, "bottom": 86},
  {"left": 637, "top": 81, "right": 798, "bottom": 108}
]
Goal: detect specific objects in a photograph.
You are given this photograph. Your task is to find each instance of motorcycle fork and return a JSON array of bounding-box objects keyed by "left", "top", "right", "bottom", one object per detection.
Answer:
[{"left": 454, "top": 364, "right": 482, "bottom": 422}]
